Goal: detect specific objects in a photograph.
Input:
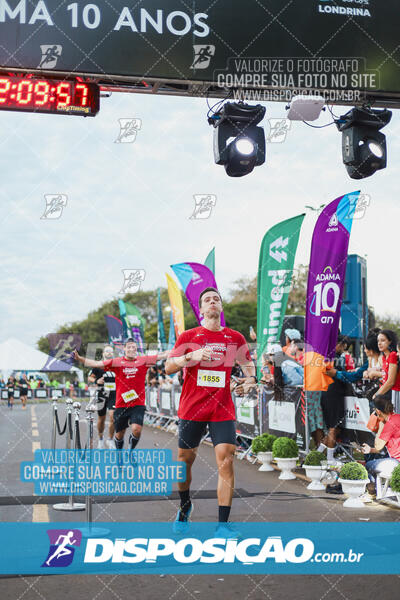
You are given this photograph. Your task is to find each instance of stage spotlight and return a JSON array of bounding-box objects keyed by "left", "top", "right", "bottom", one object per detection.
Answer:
[
  {"left": 336, "top": 106, "right": 392, "bottom": 179},
  {"left": 209, "top": 102, "right": 266, "bottom": 177}
]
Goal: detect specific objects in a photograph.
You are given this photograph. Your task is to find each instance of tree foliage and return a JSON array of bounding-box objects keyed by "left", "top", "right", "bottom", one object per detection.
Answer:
[{"left": 36, "top": 265, "right": 312, "bottom": 352}]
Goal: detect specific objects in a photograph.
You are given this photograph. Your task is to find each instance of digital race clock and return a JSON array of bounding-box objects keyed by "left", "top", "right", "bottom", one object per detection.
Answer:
[{"left": 0, "top": 75, "right": 99, "bottom": 116}]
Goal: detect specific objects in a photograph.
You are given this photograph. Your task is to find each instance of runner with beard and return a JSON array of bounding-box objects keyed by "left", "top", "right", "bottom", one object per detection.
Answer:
[
  {"left": 88, "top": 345, "right": 116, "bottom": 449},
  {"left": 165, "top": 287, "right": 256, "bottom": 536},
  {"left": 74, "top": 340, "right": 168, "bottom": 449}
]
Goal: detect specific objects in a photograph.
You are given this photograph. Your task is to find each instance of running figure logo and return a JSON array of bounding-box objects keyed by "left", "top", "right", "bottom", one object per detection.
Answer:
[
  {"left": 191, "top": 45, "right": 216, "bottom": 69},
  {"left": 38, "top": 45, "right": 62, "bottom": 69},
  {"left": 42, "top": 529, "right": 82, "bottom": 567},
  {"left": 41, "top": 194, "right": 67, "bottom": 220},
  {"left": 120, "top": 269, "right": 146, "bottom": 294},
  {"left": 42, "top": 333, "right": 82, "bottom": 371},
  {"left": 115, "top": 118, "right": 142, "bottom": 143},
  {"left": 189, "top": 195, "right": 217, "bottom": 220}
]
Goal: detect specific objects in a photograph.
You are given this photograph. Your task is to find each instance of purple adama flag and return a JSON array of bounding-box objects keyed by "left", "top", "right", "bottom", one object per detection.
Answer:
[
  {"left": 171, "top": 262, "right": 226, "bottom": 326},
  {"left": 304, "top": 191, "right": 359, "bottom": 391}
]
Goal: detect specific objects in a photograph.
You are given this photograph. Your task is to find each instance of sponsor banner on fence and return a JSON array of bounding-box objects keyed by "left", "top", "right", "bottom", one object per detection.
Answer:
[
  {"left": 1, "top": 522, "right": 399, "bottom": 575},
  {"left": 344, "top": 396, "right": 370, "bottom": 432},
  {"left": 262, "top": 386, "right": 306, "bottom": 449},
  {"left": 268, "top": 401, "right": 296, "bottom": 434}
]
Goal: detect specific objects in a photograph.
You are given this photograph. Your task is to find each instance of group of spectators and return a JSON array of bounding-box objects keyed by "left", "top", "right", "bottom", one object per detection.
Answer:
[
  {"left": 146, "top": 362, "right": 183, "bottom": 390},
  {"left": 256, "top": 326, "right": 400, "bottom": 496}
]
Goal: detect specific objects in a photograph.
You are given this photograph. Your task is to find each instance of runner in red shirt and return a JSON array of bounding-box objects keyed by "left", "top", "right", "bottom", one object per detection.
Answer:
[
  {"left": 74, "top": 340, "right": 167, "bottom": 449},
  {"left": 165, "top": 287, "right": 256, "bottom": 535}
]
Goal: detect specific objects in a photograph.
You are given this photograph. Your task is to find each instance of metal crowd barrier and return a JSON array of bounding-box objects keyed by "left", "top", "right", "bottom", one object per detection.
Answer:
[
  {"left": 50, "top": 397, "right": 98, "bottom": 525},
  {"left": 1, "top": 388, "right": 90, "bottom": 400},
  {"left": 144, "top": 385, "right": 376, "bottom": 457}
]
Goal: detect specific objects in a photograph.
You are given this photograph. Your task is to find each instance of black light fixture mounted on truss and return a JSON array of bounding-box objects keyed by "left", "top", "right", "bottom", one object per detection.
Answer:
[
  {"left": 336, "top": 106, "right": 392, "bottom": 180},
  {"left": 209, "top": 102, "right": 266, "bottom": 177}
]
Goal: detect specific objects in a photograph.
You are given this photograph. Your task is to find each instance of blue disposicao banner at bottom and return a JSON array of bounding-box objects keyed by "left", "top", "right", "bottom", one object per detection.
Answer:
[{"left": 0, "top": 522, "right": 399, "bottom": 575}]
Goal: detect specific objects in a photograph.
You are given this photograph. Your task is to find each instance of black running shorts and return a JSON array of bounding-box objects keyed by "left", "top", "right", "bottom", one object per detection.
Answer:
[
  {"left": 178, "top": 419, "right": 236, "bottom": 449},
  {"left": 97, "top": 394, "right": 116, "bottom": 417},
  {"left": 113, "top": 405, "right": 146, "bottom": 433}
]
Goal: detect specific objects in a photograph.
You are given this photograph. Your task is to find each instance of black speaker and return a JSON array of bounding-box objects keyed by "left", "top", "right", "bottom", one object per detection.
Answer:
[{"left": 280, "top": 315, "right": 305, "bottom": 346}]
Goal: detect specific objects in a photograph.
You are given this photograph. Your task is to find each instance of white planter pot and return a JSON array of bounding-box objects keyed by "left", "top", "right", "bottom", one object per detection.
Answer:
[
  {"left": 395, "top": 492, "right": 400, "bottom": 504},
  {"left": 275, "top": 457, "right": 298, "bottom": 480},
  {"left": 257, "top": 451, "right": 274, "bottom": 472},
  {"left": 338, "top": 478, "right": 368, "bottom": 508},
  {"left": 304, "top": 465, "right": 328, "bottom": 491}
]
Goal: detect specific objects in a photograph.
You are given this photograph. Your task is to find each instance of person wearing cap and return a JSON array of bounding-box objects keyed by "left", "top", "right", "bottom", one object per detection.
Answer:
[
  {"left": 74, "top": 339, "right": 168, "bottom": 450},
  {"left": 265, "top": 343, "right": 303, "bottom": 387},
  {"left": 282, "top": 328, "right": 301, "bottom": 358}
]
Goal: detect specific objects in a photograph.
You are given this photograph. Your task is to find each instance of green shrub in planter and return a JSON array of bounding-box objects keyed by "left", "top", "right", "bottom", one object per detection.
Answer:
[
  {"left": 390, "top": 464, "right": 400, "bottom": 492},
  {"left": 260, "top": 434, "right": 277, "bottom": 451},
  {"left": 339, "top": 462, "right": 368, "bottom": 481},
  {"left": 252, "top": 435, "right": 273, "bottom": 454},
  {"left": 304, "top": 450, "right": 325, "bottom": 466},
  {"left": 272, "top": 437, "right": 299, "bottom": 459}
]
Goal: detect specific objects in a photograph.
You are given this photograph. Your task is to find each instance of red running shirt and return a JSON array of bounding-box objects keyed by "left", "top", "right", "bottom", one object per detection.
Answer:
[
  {"left": 169, "top": 326, "right": 252, "bottom": 422},
  {"left": 102, "top": 355, "right": 157, "bottom": 408},
  {"left": 380, "top": 413, "right": 400, "bottom": 460},
  {"left": 381, "top": 352, "right": 400, "bottom": 391}
]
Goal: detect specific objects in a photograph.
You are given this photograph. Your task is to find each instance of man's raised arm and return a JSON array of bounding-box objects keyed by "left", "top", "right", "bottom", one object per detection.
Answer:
[{"left": 73, "top": 349, "right": 105, "bottom": 369}]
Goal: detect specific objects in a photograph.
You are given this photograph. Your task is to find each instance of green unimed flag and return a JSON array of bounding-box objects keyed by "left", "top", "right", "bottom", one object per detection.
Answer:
[
  {"left": 204, "top": 247, "right": 215, "bottom": 275},
  {"left": 257, "top": 214, "right": 305, "bottom": 378}
]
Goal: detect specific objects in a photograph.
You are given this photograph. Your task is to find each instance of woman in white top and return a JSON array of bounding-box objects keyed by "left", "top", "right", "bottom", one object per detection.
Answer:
[{"left": 363, "top": 332, "right": 382, "bottom": 381}]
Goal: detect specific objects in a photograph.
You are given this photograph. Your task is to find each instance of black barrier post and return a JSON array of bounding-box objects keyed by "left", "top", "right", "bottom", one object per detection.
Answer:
[
  {"left": 85, "top": 404, "right": 94, "bottom": 525},
  {"left": 53, "top": 401, "right": 85, "bottom": 512},
  {"left": 50, "top": 396, "right": 58, "bottom": 450}
]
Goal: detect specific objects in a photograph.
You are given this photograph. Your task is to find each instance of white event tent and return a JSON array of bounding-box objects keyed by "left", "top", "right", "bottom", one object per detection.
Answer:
[{"left": 0, "top": 338, "right": 82, "bottom": 380}]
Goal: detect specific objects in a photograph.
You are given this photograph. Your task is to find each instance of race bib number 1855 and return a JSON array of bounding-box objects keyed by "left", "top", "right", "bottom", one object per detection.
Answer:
[
  {"left": 197, "top": 370, "right": 226, "bottom": 388},
  {"left": 121, "top": 389, "right": 138, "bottom": 403}
]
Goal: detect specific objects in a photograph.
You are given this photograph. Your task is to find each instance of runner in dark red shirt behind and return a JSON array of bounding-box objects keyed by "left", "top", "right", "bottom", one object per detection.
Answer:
[
  {"left": 165, "top": 287, "right": 256, "bottom": 536},
  {"left": 74, "top": 340, "right": 167, "bottom": 450}
]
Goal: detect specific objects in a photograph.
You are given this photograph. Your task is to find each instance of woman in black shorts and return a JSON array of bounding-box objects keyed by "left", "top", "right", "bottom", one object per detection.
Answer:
[
  {"left": 19, "top": 373, "right": 29, "bottom": 409},
  {"left": 7, "top": 376, "right": 15, "bottom": 409}
]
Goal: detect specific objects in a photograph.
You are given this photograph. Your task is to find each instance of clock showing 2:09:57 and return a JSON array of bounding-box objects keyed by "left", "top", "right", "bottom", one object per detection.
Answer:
[{"left": 0, "top": 74, "right": 100, "bottom": 116}]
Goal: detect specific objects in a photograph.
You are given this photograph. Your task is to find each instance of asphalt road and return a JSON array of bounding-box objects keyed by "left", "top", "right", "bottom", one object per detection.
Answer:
[{"left": 0, "top": 399, "right": 398, "bottom": 600}]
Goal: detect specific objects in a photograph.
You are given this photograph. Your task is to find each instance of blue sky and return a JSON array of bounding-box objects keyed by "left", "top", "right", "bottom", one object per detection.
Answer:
[{"left": 0, "top": 92, "right": 399, "bottom": 346}]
